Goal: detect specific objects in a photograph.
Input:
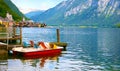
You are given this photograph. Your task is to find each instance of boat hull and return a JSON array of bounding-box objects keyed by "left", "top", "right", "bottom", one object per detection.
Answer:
[{"left": 13, "top": 49, "right": 61, "bottom": 58}]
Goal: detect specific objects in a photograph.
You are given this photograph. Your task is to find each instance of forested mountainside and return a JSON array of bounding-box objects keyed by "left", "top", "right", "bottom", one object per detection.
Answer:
[{"left": 0, "top": 0, "right": 25, "bottom": 21}]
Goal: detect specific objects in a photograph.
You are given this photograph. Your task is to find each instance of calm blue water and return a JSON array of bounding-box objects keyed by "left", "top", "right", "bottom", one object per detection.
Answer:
[{"left": 7, "top": 27, "right": 120, "bottom": 71}]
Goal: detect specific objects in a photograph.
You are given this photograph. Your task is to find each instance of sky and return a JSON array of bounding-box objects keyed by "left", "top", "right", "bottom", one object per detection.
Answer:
[{"left": 11, "top": 0, "right": 66, "bottom": 14}]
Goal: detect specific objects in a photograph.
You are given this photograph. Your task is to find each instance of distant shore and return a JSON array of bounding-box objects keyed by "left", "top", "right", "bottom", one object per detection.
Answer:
[{"left": 0, "top": 21, "right": 47, "bottom": 27}]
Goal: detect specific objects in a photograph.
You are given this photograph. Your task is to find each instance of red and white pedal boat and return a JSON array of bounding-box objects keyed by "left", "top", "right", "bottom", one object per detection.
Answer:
[{"left": 12, "top": 42, "right": 63, "bottom": 57}]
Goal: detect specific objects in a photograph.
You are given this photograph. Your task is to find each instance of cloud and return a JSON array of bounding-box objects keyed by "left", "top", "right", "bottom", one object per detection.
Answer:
[
  {"left": 19, "top": 7, "right": 40, "bottom": 14},
  {"left": 38, "top": 3, "right": 51, "bottom": 10},
  {"left": 11, "top": 0, "right": 66, "bottom": 14}
]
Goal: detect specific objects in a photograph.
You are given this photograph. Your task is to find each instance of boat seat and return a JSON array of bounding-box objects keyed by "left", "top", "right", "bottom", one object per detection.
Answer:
[
  {"left": 38, "top": 42, "right": 57, "bottom": 49},
  {"left": 38, "top": 42, "right": 48, "bottom": 49},
  {"left": 34, "top": 44, "right": 39, "bottom": 48},
  {"left": 22, "top": 42, "right": 30, "bottom": 48},
  {"left": 30, "top": 40, "right": 34, "bottom": 47}
]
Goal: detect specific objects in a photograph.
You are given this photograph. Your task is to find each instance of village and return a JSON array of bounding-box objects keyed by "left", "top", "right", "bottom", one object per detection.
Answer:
[
  {"left": 0, "top": 12, "right": 67, "bottom": 50},
  {"left": 0, "top": 12, "right": 50, "bottom": 50},
  {"left": 0, "top": 12, "right": 47, "bottom": 27}
]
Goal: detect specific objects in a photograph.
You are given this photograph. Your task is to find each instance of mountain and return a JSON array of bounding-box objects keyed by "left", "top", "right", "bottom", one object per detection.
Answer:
[
  {"left": 25, "top": 10, "right": 45, "bottom": 21},
  {"left": 33, "top": 0, "right": 120, "bottom": 27},
  {"left": 0, "top": 0, "right": 25, "bottom": 21}
]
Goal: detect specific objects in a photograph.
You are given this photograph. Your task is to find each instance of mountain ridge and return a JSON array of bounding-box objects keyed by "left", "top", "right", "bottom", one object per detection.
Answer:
[
  {"left": 30, "top": 0, "right": 120, "bottom": 27},
  {"left": 25, "top": 10, "right": 45, "bottom": 22}
]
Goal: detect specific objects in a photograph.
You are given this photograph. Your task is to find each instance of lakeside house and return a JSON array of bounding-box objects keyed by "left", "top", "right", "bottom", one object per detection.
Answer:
[{"left": 0, "top": 12, "right": 14, "bottom": 27}]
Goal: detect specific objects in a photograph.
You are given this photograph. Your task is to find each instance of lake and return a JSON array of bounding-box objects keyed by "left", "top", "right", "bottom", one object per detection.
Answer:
[{"left": 1, "top": 27, "right": 120, "bottom": 71}]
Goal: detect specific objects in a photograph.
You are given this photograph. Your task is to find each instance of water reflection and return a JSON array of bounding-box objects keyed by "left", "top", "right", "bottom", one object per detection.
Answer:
[
  {"left": 8, "top": 55, "right": 60, "bottom": 71},
  {"left": 0, "top": 47, "right": 7, "bottom": 71},
  {"left": 61, "top": 28, "right": 98, "bottom": 60},
  {"left": 98, "top": 28, "right": 120, "bottom": 65},
  {"left": 0, "top": 60, "right": 7, "bottom": 71},
  {"left": 60, "top": 28, "right": 120, "bottom": 70}
]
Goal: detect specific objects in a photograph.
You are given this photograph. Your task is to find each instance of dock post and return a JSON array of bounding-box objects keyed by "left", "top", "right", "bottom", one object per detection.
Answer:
[
  {"left": 13, "top": 27, "right": 16, "bottom": 37},
  {"left": 50, "top": 29, "right": 67, "bottom": 50},
  {"left": 57, "top": 29, "right": 60, "bottom": 43},
  {"left": 20, "top": 27, "right": 22, "bottom": 45}
]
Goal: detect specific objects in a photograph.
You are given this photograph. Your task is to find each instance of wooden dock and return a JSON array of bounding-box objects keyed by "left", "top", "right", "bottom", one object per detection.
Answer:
[
  {"left": 0, "top": 27, "right": 22, "bottom": 50},
  {"left": 0, "top": 28, "right": 67, "bottom": 50},
  {"left": 0, "top": 27, "right": 22, "bottom": 45}
]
